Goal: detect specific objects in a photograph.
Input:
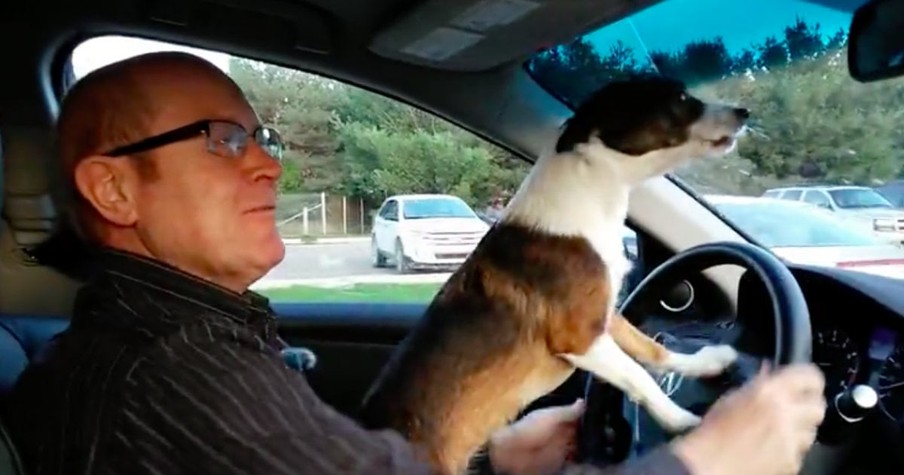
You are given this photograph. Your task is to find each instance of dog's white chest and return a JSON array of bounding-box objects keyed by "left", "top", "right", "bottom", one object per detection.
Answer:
[{"left": 590, "top": 227, "right": 632, "bottom": 318}]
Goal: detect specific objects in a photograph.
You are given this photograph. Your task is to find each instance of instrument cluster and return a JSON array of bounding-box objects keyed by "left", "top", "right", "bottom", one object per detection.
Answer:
[{"left": 813, "top": 324, "right": 904, "bottom": 423}]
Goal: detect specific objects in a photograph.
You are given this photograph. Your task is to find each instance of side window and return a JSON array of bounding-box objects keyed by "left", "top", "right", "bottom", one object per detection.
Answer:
[
  {"left": 762, "top": 190, "right": 781, "bottom": 198},
  {"left": 622, "top": 226, "right": 637, "bottom": 261},
  {"left": 382, "top": 201, "right": 399, "bottom": 221},
  {"left": 618, "top": 225, "right": 645, "bottom": 305},
  {"left": 70, "top": 35, "right": 531, "bottom": 304},
  {"left": 801, "top": 190, "right": 831, "bottom": 209},
  {"left": 782, "top": 189, "right": 803, "bottom": 200}
]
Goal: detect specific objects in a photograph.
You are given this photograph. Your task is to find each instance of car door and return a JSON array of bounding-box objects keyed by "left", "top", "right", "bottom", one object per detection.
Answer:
[
  {"left": 379, "top": 200, "right": 400, "bottom": 252},
  {"left": 373, "top": 199, "right": 398, "bottom": 254}
]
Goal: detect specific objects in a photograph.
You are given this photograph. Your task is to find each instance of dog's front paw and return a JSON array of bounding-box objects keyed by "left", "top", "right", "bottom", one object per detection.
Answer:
[
  {"left": 666, "top": 344, "right": 738, "bottom": 377},
  {"left": 656, "top": 406, "right": 702, "bottom": 433}
]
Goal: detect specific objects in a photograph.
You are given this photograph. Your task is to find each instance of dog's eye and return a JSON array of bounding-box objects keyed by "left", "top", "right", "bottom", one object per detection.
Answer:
[{"left": 678, "top": 93, "right": 687, "bottom": 102}]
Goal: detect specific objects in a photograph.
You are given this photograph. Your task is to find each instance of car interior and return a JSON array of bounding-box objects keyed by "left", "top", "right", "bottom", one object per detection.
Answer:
[{"left": 4, "top": 0, "right": 904, "bottom": 474}]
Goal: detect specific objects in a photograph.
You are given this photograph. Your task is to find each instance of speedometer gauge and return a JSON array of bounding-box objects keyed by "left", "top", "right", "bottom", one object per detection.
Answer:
[
  {"left": 813, "top": 328, "right": 860, "bottom": 395},
  {"left": 878, "top": 345, "right": 904, "bottom": 421}
]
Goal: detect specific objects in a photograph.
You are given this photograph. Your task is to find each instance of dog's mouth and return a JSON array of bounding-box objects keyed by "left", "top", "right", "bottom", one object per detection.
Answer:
[
  {"left": 709, "top": 136, "right": 735, "bottom": 147},
  {"left": 702, "top": 125, "right": 747, "bottom": 149}
]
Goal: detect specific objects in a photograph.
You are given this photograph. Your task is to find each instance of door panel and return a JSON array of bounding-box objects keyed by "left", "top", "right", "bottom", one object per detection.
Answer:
[
  {"left": 274, "top": 303, "right": 420, "bottom": 416},
  {"left": 273, "top": 302, "right": 587, "bottom": 418}
]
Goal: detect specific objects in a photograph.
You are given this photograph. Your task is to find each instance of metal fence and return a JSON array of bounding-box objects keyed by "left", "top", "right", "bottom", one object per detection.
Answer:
[{"left": 276, "top": 192, "right": 371, "bottom": 237}]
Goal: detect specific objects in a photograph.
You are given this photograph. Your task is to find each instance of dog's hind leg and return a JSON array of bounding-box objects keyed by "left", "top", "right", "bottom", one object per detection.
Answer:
[
  {"left": 608, "top": 314, "right": 738, "bottom": 377},
  {"left": 559, "top": 333, "right": 701, "bottom": 432}
]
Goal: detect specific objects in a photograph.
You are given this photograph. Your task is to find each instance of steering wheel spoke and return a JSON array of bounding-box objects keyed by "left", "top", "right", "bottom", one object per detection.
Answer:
[{"left": 575, "top": 241, "right": 811, "bottom": 464}]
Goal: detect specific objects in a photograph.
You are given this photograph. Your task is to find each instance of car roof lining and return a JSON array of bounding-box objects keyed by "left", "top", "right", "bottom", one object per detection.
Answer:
[{"left": 368, "top": 0, "right": 664, "bottom": 72}]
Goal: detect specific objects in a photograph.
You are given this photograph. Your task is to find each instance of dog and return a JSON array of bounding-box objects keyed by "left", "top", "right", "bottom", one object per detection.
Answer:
[{"left": 357, "top": 75, "right": 749, "bottom": 475}]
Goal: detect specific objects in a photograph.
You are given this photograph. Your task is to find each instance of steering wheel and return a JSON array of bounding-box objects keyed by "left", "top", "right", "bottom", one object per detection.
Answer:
[{"left": 576, "top": 241, "right": 812, "bottom": 465}]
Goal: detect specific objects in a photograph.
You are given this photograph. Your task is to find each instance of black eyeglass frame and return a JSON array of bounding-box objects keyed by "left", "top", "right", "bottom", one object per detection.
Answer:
[{"left": 101, "top": 119, "right": 284, "bottom": 161}]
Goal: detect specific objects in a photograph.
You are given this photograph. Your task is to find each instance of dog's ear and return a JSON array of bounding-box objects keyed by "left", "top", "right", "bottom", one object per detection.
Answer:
[{"left": 556, "top": 117, "right": 596, "bottom": 153}]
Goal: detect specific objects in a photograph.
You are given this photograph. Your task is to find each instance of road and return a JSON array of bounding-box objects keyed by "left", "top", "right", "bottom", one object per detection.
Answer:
[{"left": 261, "top": 240, "right": 395, "bottom": 281}]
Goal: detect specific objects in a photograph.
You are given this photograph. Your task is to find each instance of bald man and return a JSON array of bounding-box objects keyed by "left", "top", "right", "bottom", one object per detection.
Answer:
[{"left": 3, "top": 52, "right": 825, "bottom": 475}]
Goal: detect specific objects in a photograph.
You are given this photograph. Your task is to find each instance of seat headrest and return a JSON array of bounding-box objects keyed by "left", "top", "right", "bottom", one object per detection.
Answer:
[{"left": 2, "top": 127, "right": 60, "bottom": 248}]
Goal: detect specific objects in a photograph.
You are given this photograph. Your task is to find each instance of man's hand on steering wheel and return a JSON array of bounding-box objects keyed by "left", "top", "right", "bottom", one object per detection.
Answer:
[
  {"left": 488, "top": 399, "right": 587, "bottom": 475},
  {"left": 484, "top": 365, "right": 825, "bottom": 475},
  {"left": 671, "top": 363, "right": 826, "bottom": 475},
  {"left": 576, "top": 241, "right": 823, "bottom": 474}
]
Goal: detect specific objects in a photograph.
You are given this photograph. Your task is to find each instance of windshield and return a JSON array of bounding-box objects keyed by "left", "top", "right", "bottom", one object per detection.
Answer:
[
  {"left": 877, "top": 183, "right": 904, "bottom": 207},
  {"left": 829, "top": 188, "right": 894, "bottom": 209},
  {"left": 711, "top": 200, "right": 881, "bottom": 247},
  {"left": 525, "top": 0, "right": 904, "bottom": 279},
  {"left": 403, "top": 198, "right": 476, "bottom": 219}
]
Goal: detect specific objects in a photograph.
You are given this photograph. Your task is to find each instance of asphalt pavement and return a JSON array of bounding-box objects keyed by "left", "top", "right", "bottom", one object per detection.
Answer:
[{"left": 261, "top": 239, "right": 393, "bottom": 281}]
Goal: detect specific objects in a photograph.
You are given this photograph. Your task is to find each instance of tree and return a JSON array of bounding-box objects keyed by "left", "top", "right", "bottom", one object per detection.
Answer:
[
  {"left": 650, "top": 38, "right": 734, "bottom": 85},
  {"left": 335, "top": 121, "right": 507, "bottom": 207},
  {"left": 230, "top": 58, "right": 347, "bottom": 193},
  {"left": 526, "top": 17, "right": 904, "bottom": 192},
  {"left": 528, "top": 39, "right": 644, "bottom": 106}
]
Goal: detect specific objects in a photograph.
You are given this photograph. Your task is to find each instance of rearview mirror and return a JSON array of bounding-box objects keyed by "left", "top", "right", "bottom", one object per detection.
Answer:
[{"left": 848, "top": 0, "right": 904, "bottom": 82}]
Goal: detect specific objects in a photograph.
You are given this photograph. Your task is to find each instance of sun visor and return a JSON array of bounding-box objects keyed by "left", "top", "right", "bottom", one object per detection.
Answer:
[{"left": 368, "top": 0, "right": 662, "bottom": 72}]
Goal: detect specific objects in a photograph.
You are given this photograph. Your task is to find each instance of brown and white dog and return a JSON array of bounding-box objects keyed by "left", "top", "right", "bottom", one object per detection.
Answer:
[{"left": 358, "top": 75, "right": 749, "bottom": 475}]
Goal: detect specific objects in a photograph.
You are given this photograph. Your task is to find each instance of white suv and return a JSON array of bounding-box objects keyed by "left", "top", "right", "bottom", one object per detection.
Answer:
[
  {"left": 371, "top": 194, "right": 490, "bottom": 272},
  {"left": 763, "top": 185, "right": 904, "bottom": 245}
]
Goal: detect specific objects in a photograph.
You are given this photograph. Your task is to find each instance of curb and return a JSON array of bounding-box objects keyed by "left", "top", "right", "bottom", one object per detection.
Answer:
[{"left": 252, "top": 272, "right": 452, "bottom": 289}]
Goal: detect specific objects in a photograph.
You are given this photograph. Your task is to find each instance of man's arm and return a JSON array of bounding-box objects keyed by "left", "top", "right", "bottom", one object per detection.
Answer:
[
  {"left": 121, "top": 326, "right": 433, "bottom": 474},
  {"left": 124, "top": 326, "right": 691, "bottom": 475},
  {"left": 560, "top": 448, "right": 692, "bottom": 475},
  {"left": 470, "top": 443, "right": 691, "bottom": 475}
]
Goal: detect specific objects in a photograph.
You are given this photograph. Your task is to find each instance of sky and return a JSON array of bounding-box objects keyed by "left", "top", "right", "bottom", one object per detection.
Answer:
[
  {"left": 71, "top": 35, "right": 231, "bottom": 79},
  {"left": 584, "top": 0, "right": 855, "bottom": 62}
]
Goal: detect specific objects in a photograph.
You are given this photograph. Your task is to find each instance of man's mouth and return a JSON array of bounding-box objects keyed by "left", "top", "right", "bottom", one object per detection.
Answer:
[{"left": 246, "top": 205, "right": 276, "bottom": 214}]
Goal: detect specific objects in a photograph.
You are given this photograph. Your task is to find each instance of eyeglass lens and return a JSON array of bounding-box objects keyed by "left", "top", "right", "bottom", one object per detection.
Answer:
[{"left": 206, "top": 121, "right": 284, "bottom": 161}]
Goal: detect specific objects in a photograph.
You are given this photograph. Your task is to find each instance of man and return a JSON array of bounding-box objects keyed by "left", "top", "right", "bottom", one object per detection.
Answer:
[
  {"left": 3, "top": 51, "right": 826, "bottom": 475},
  {"left": 484, "top": 197, "right": 506, "bottom": 222}
]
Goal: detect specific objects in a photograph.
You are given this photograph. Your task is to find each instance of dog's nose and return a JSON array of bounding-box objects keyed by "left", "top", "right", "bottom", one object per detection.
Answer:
[{"left": 733, "top": 107, "right": 750, "bottom": 119}]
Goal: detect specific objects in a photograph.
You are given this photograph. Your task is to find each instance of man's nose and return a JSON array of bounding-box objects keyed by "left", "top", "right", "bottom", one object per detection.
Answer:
[{"left": 245, "top": 142, "right": 283, "bottom": 181}]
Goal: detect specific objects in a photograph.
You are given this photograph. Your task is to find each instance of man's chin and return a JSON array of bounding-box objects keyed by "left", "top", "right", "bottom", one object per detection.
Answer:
[
  {"left": 260, "top": 233, "right": 287, "bottom": 265},
  {"left": 237, "top": 232, "right": 285, "bottom": 286}
]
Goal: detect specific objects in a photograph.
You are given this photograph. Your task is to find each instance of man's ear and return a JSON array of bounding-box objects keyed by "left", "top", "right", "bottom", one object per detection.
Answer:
[{"left": 73, "top": 156, "right": 140, "bottom": 227}]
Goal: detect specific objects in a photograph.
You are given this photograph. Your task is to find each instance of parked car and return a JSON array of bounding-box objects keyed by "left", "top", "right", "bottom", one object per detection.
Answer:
[
  {"left": 875, "top": 179, "right": 904, "bottom": 209},
  {"left": 762, "top": 185, "right": 904, "bottom": 244},
  {"left": 371, "top": 194, "right": 490, "bottom": 273},
  {"left": 706, "top": 194, "right": 904, "bottom": 279}
]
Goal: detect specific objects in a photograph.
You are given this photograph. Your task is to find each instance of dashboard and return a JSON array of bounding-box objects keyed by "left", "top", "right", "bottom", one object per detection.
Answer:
[
  {"left": 736, "top": 263, "right": 904, "bottom": 474},
  {"left": 618, "top": 261, "right": 904, "bottom": 474},
  {"left": 814, "top": 323, "right": 904, "bottom": 423}
]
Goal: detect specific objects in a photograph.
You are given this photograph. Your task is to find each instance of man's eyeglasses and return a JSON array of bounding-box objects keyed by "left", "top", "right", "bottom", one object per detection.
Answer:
[{"left": 102, "top": 119, "right": 285, "bottom": 161}]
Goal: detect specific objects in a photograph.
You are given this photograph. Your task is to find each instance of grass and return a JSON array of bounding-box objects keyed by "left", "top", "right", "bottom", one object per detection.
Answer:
[{"left": 259, "top": 282, "right": 444, "bottom": 303}]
